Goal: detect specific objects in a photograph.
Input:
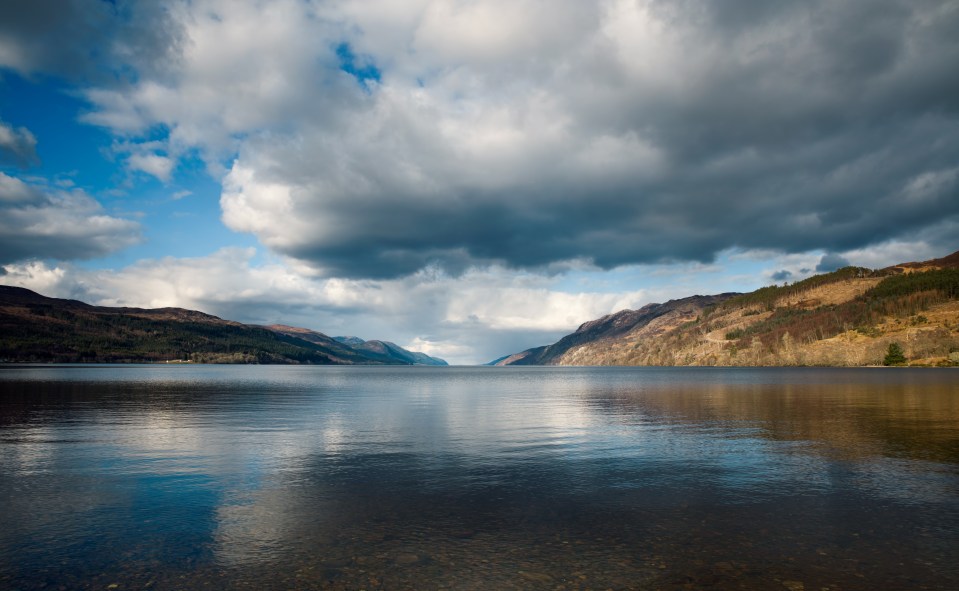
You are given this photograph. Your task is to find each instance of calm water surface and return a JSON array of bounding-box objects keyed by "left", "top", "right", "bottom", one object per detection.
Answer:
[{"left": 1, "top": 366, "right": 957, "bottom": 590}]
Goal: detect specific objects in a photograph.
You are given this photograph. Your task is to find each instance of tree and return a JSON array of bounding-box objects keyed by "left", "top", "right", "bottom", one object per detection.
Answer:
[{"left": 883, "top": 342, "right": 907, "bottom": 366}]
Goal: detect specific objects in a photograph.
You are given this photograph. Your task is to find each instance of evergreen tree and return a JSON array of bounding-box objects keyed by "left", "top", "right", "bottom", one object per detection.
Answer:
[{"left": 883, "top": 342, "right": 907, "bottom": 366}]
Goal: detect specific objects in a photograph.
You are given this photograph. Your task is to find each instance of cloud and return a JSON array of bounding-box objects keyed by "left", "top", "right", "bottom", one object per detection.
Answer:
[
  {"left": 68, "top": 0, "right": 959, "bottom": 278},
  {"left": 0, "top": 172, "right": 141, "bottom": 264},
  {"left": 815, "top": 253, "right": 852, "bottom": 273},
  {"left": 109, "top": 139, "right": 178, "bottom": 181},
  {"left": 5, "top": 1, "right": 959, "bottom": 281},
  {"left": 771, "top": 270, "right": 793, "bottom": 282},
  {"left": 127, "top": 152, "right": 174, "bottom": 181},
  {"left": 839, "top": 238, "right": 946, "bottom": 269},
  {"left": 0, "top": 120, "right": 38, "bottom": 167},
  {"left": 0, "top": 0, "right": 181, "bottom": 83},
  {"left": 78, "top": 0, "right": 349, "bottom": 162},
  {"left": 752, "top": 234, "right": 956, "bottom": 285}
]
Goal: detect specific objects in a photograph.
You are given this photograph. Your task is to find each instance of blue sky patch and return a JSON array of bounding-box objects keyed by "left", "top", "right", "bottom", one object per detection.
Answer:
[{"left": 335, "top": 42, "right": 381, "bottom": 88}]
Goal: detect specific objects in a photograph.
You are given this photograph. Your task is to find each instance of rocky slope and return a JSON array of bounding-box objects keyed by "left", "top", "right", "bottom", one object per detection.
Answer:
[
  {"left": 0, "top": 286, "right": 446, "bottom": 365},
  {"left": 496, "top": 251, "right": 959, "bottom": 367}
]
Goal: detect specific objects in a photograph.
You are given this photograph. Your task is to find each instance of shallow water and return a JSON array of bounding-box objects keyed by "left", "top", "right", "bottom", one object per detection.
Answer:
[{"left": 1, "top": 365, "right": 957, "bottom": 590}]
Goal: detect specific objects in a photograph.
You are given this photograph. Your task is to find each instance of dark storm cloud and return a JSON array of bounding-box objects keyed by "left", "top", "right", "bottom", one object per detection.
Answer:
[
  {"left": 213, "top": 0, "right": 959, "bottom": 278},
  {"left": 816, "top": 254, "right": 852, "bottom": 273},
  {"left": 0, "top": 0, "right": 180, "bottom": 83},
  {"left": 7, "top": 0, "right": 958, "bottom": 278}
]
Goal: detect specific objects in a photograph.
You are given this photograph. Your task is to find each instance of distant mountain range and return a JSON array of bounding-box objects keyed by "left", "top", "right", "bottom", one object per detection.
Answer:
[
  {"left": 331, "top": 336, "right": 448, "bottom": 366},
  {"left": 493, "top": 250, "right": 959, "bottom": 367},
  {"left": 266, "top": 325, "right": 447, "bottom": 366},
  {"left": 0, "top": 286, "right": 446, "bottom": 365}
]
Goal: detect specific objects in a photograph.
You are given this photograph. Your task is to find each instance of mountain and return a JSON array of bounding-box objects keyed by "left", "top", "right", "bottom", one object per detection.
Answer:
[
  {"left": 484, "top": 354, "right": 514, "bottom": 367},
  {"left": 257, "top": 324, "right": 386, "bottom": 364},
  {"left": 498, "top": 294, "right": 736, "bottom": 366},
  {"left": 333, "top": 335, "right": 365, "bottom": 347},
  {"left": 494, "top": 251, "right": 959, "bottom": 367},
  {"left": 263, "top": 327, "right": 448, "bottom": 366},
  {"left": 332, "top": 336, "right": 448, "bottom": 366},
  {"left": 0, "top": 287, "right": 445, "bottom": 365}
]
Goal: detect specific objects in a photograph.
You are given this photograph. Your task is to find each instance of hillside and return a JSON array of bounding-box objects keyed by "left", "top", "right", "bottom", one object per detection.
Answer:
[
  {"left": 332, "top": 336, "right": 448, "bottom": 366},
  {"left": 498, "top": 294, "right": 735, "bottom": 365},
  {"left": 267, "top": 326, "right": 448, "bottom": 366},
  {"left": 496, "top": 251, "right": 959, "bottom": 367},
  {"left": 0, "top": 287, "right": 445, "bottom": 365}
]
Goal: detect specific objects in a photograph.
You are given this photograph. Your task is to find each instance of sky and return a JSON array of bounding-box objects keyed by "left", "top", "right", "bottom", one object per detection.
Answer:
[{"left": 1, "top": 0, "right": 958, "bottom": 364}]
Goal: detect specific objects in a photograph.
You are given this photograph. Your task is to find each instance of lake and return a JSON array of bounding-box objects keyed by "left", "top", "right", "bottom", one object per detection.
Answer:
[{"left": 1, "top": 366, "right": 957, "bottom": 590}]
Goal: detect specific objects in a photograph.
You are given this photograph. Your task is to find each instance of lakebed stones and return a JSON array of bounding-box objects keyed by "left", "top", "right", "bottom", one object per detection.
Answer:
[{"left": 393, "top": 552, "right": 423, "bottom": 565}]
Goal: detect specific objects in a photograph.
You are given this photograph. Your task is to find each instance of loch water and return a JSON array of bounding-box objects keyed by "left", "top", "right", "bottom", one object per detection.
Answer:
[{"left": 1, "top": 365, "right": 957, "bottom": 590}]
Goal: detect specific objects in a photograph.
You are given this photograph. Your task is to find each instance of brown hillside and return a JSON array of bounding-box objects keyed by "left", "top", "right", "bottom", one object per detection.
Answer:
[{"left": 500, "top": 250, "right": 959, "bottom": 367}]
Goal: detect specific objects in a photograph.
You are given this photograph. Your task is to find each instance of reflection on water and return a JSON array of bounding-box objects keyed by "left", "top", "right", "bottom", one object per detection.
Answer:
[{"left": 1, "top": 366, "right": 957, "bottom": 590}]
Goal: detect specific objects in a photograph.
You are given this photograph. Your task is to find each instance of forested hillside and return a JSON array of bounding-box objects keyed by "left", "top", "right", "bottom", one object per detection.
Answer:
[{"left": 0, "top": 287, "right": 443, "bottom": 365}]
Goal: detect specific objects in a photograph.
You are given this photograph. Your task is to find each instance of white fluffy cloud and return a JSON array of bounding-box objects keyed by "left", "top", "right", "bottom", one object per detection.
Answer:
[
  {"left": 79, "top": 0, "right": 349, "bottom": 165},
  {"left": 0, "top": 172, "right": 141, "bottom": 264},
  {"left": 127, "top": 152, "right": 175, "bottom": 182}
]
